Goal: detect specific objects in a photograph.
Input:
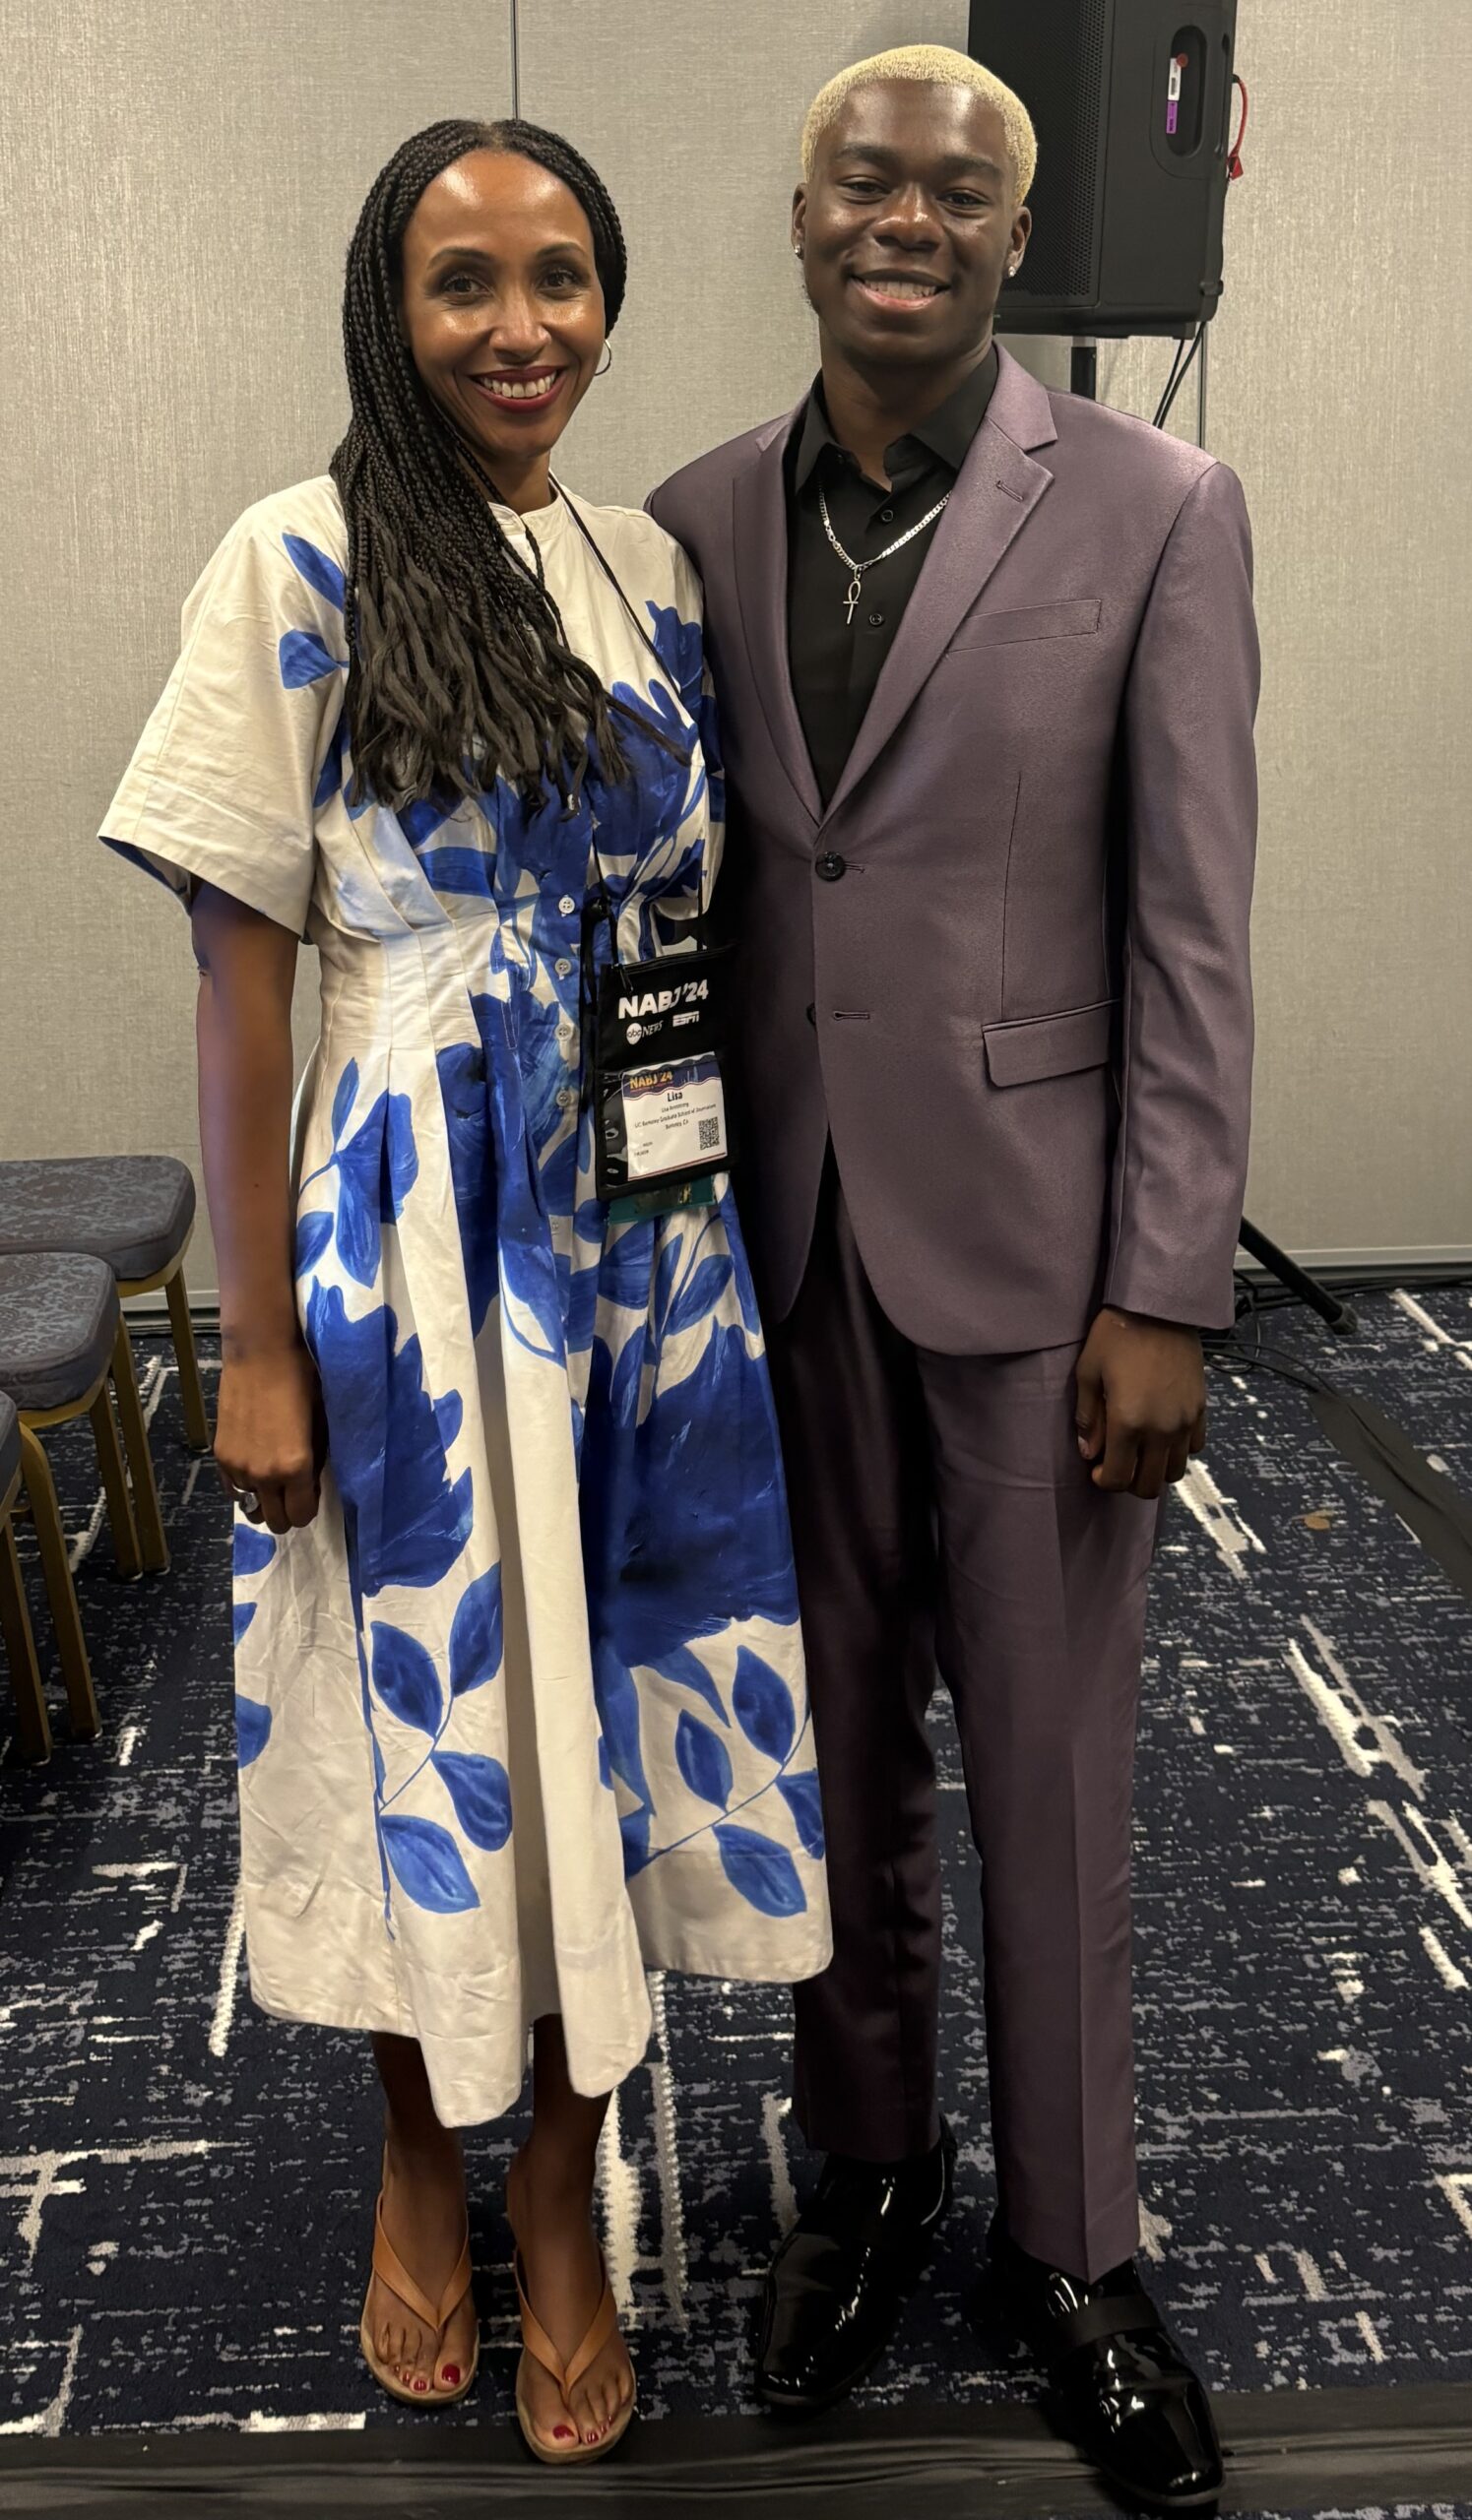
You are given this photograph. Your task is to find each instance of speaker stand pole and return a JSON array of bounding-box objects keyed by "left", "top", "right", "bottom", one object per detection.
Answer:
[{"left": 1064, "top": 327, "right": 1357, "bottom": 1341}]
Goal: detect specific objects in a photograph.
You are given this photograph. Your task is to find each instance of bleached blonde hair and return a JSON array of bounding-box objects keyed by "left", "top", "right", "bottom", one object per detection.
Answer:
[{"left": 800, "top": 44, "right": 1037, "bottom": 204}]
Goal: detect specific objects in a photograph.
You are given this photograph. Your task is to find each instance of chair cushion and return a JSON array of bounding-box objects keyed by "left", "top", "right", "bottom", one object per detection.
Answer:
[
  {"left": 0, "top": 1390, "right": 18, "bottom": 1501},
  {"left": 0, "top": 1156, "right": 196, "bottom": 1282},
  {"left": 0, "top": 1252, "right": 120, "bottom": 1415}
]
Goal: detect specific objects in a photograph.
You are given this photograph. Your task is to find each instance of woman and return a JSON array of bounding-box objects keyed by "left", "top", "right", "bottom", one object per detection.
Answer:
[{"left": 100, "top": 119, "right": 829, "bottom": 2461}]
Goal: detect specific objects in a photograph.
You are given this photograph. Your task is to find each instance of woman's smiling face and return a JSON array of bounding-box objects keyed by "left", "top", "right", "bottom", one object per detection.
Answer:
[{"left": 399, "top": 149, "right": 606, "bottom": 485}]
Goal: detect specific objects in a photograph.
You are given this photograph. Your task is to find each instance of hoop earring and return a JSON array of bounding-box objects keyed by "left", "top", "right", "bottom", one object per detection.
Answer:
[{"left": 595, "top": 343, "right": 613, "bottom": 378}]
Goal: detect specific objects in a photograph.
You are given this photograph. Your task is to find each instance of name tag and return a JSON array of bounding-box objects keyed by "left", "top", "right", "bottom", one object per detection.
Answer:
[{"left": 622, "top": 1056, "right": 729, "bottom": 1181}]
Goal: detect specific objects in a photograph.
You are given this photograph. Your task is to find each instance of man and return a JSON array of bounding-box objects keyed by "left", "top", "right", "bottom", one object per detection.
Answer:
[{"left": 651, "top": 43, "right": 1256, "bottom": 2513}]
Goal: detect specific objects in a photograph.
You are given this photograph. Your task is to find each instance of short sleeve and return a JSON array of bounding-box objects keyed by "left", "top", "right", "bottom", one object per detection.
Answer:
[{"left": 99, "top": 491, "right": 348, "bottom": 940}]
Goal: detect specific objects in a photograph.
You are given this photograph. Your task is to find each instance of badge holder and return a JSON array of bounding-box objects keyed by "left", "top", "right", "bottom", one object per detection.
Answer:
[{"left": 583, "top": 887, "right": 734, "bottom": 1225}]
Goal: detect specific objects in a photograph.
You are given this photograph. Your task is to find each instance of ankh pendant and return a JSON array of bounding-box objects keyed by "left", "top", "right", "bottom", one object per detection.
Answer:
[{"left": 844, "top": 570, "right": 864, "bottom": 625}]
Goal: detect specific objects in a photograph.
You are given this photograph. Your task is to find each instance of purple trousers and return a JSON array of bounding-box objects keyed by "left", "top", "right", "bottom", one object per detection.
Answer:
[{"left": 766, "top": 1159, "right": 1161, "bottom": 2282}]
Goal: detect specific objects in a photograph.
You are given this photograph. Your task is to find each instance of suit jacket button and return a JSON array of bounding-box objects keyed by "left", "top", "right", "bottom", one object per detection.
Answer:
[{"left": 815, "top": 852, "right": 847, "bottom": 882}]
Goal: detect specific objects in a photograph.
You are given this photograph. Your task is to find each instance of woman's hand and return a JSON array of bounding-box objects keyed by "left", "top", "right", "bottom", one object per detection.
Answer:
[{"left": 215, "top": 1337, "right": 326, "bottom": 1534}]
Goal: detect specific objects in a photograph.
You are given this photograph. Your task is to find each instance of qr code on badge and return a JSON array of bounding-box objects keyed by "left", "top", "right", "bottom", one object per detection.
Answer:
[{"left": 698, "top": 1115, "right": 721, "bottom": 1152}]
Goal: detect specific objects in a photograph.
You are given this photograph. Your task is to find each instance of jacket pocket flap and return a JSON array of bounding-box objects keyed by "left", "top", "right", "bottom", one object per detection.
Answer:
[
  {"left": 984, "top": 998, "right": 1117, "bottom": 1087},
  {"left": 948, "top": 597, "right": 1102, "bottom": 652}
]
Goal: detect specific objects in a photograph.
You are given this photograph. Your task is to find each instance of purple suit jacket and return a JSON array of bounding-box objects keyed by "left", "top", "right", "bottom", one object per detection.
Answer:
[{"left": 649, "top": 347, "right": 1259, "bottom": 1354}]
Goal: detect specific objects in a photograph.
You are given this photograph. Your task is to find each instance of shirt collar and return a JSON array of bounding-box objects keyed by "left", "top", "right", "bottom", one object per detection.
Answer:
[{"left": 792, "top": 343, "right": 999, "bottom": 492}]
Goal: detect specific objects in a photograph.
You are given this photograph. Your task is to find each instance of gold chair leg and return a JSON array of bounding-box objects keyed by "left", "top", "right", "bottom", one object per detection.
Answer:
[
  {"left": 18, "top": 1424, "right": 99, "bottom": 1740},
  {"left": 0, "top": 1514, "right": 51, "bottom": 1763},
  {"left": 90, "top": 1382, "right": 142, "bottom": 1580},
  {"left": 165, "top": 1267, "right": 212, "bottom": 1453},
  {"left": 109, "top": 1322, "right": 168, "bottom": 1574}
]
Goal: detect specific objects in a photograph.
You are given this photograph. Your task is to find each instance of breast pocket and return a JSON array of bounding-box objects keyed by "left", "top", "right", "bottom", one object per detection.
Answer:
[{"left": 946, "top": 598, "right": 1102, "bottom": 653}]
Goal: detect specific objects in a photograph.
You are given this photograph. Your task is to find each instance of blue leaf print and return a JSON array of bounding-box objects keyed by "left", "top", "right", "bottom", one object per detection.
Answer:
[
  {"left": 381, "top": 1814, "right": 480, "bottom": 1913},
  {"left": 592, "top": 1638, "right": 652, "bottom": 1810},
  {"left": 234, "top": 1703, "right": 272, "bottom": 1764},
  {"left": 434, "top": 1389, "right": 464, "bottom": 1453},
  {"left": 332, "top": 1061, "right": 359, "bottom": 1141},
  {"left": 304, "top": 1288, "right": 474, "bottom": 1595},
  {"left": 232, "top": 1601, "right": 257, "bottom": 1644},
  {"left": 449, "top": 1566, "right": 504, "bottom": 1697},
  {"left": 732, "top": 1648, "right": 796, "bottom": 1763},
  {"left": 714, "top": 1822, "right": 806, "bottom": 1918},
  {"left": 776, "top": 1770, "right": 825, "bottom": 1860},
  {"left": 371, "top": 1732, "right": 386, "bottom": 1797},
  {"left": 235, "top": 1694, "right": 272, "bottom": 1766},
  {"left": 675, "top": 1709, "right": 732, "bottom": 1810},
  {"left": 435, "top": 1038, "right": 496, "bottom": 1338},
  {"left": 279, "top": 628, "right": 346, "bottom": 688},
  {"left": 648, "top": 1644, "right": 729, "bottom": 1726},
  {"left": 336, "top": 1091, "right": 390, "bottom": 1287},
  {"left": 597, "top": 1736, "right": 612, "bottom": 1790},
  {"left": 431, "top": 1749, "right": 512, "bottom": 1851},
  {"left": 283, "top": 533, "right": 346, "bottom": 611},
  {"left": 619, "top": 1804, "right": 652, "bottom": 1877},
  {"left": 380, "top": 1093, "right": 419, "bottom": 1222},
  {"left": 667, "top": 1254, "right": 735, "bottom": 1342},
  {"left": 370, "top": 1620, "right": 443, "bottom": 1734},
  {"left": 294, "top": 1210, "right": 334, "bottom": 1278},
  {"left": 653, "top": 1236, "right": 680, "bottom": 1331},
  {"left": 416, "top": 848, "right": 494, "bottom": 896},
  {"left": 582, "top": 1322, "right": 799, "bottom": 1670},
  {"left": 400, "top": 796, "right": 458, "bottom": 851},
  {"left": 313, "top": 708, "right": 350, "bottom": 808},
  {"left": 232, "top": 1524, "right": 277, "bottom": 1577}
]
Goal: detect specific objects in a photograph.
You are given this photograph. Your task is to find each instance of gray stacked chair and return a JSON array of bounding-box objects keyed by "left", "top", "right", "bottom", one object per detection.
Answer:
[
  {"left": 0, "top": 1250, "right": 145, "bottom": 1746},
  {"left": 0, "top": 1389, "right": 49, "bottom": 1761},
  {"left": 0, "top": 1156, "right": 214, "bottom": 1576}
]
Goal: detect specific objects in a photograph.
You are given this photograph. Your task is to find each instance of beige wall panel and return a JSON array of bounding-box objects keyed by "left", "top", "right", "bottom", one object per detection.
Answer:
[{"left": 0, "top": 0, "right": 513, "bottom": 1298}]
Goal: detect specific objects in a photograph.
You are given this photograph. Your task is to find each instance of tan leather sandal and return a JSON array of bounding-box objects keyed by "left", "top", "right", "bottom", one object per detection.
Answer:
[
  {"left": 358, "top": 2184, "right": 479, "bottom": 2408},
  {"left": 513, "top": 2245, "right": 636, "bottom": 2463}
]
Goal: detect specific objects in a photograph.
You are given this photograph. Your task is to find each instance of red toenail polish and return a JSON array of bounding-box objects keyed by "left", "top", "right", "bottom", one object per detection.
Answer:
[
  {"left": 553, "top": 2425, "right": 574, "bottom": 2441},
  {"left": 413, "top": 2378, "right": 428, "bottom": 2393},
  {"left": 441, "top": 2365, "right": 460, "bottom": 2386}
]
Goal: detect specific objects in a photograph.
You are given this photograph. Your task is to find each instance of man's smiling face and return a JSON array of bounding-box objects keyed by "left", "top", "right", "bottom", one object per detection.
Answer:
[{"left": 794, "top": 81, "right": 1028, "bottom": 379}]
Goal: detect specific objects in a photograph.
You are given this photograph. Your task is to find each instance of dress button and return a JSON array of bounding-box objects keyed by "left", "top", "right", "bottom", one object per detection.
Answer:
[
  {"left": 556, "top": 1022, "right": 575, "bottom": 1045},
  {"left": 557, "top": 895, "right": 577, "bottom": 916},
  {"left": 555, "top": 957, "right": 574, "bottom": 977},
  {"left": 556, "top": 1087, "right": 578, "bottom": 1111},
  {"left": 815, "top": 852, "right": 847, "bottom": 882}
]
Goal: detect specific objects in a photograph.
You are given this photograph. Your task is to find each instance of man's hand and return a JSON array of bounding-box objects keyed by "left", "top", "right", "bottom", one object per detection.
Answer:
[{"left": 1074, "top": 1308, "right": 1207, "bottom": 1499}]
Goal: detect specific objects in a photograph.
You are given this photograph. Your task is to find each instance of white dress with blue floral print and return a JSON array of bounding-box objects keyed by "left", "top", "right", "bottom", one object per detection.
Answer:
[{"left": 100, "top": 477, "right": 830, "bottom": 2125}]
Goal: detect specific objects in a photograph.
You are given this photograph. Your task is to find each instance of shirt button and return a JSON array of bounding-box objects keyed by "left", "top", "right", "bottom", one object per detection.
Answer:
[
  {"left": 815, "top": 852, "right": 847, "bottom": 883},
  {"left": 880, "top": 507, "right": 895, "bottom": 524},
  {"left": 556, "top": 1087, "right": 578, "bottom": 1110},
  {"left": 555, "top": 957, "right": 574, "bottom": 977},
  {"left": 558, "top": 895, "right": 577, "bottom": 916},
  {"left": 867, "top": 610, "right": 885, "bottom": 627}
]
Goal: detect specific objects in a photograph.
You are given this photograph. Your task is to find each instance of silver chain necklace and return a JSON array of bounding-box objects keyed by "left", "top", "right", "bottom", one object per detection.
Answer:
[{"left": 818, "top": 482, "right": 950, "bottom": 625}]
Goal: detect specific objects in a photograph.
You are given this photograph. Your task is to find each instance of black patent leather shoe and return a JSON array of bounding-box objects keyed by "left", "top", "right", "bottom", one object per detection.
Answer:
[
  {"left": 754, "top": 2121, "right": 956, "bottom": 2413},
  {"left": 986, "top": 2220, "right": 1224, "bottom": 2512}
]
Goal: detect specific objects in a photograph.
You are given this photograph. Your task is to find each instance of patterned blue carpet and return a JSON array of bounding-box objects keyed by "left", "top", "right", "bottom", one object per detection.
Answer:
[{"left": 1, "top": 1286, "right": 1471, "bottom": 2454}]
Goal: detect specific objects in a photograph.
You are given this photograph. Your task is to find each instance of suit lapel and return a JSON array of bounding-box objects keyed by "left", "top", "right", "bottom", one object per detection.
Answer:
[
  {"left": 822, "top": 350, "right": 1059, "bottom": 828},
  {"left": 732, "top": 411, "right": 822, "bottom": 831}
]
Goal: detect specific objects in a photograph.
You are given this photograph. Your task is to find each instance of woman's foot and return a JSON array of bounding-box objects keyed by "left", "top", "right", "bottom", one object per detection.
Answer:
[
  {"left": 507, "top": 2138, "right": 634, "bottom": 2451},
  {"left": 364, "top": 2119, "right": 479, "bottom": 2398}
]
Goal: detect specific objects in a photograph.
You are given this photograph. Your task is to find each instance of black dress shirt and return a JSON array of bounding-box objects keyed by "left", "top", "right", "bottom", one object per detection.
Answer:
[{"left": 786, "top": 346, "right": 998, "bottom": 806}]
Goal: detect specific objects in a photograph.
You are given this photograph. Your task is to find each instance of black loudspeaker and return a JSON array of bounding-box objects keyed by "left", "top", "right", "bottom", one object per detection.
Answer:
[{"left": 968, "top": 0, "right": 1238, "bottom": 336}]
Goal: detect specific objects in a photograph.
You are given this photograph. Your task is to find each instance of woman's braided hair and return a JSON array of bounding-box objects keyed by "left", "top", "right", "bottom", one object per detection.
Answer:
[{"left": 331, "top": 118, "right": 630, "bottom": 812}]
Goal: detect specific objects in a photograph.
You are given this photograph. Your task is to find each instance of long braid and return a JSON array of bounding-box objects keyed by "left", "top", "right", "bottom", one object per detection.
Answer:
[{"left": 331, "top": 119, "right": 631, "bottom": 812}]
